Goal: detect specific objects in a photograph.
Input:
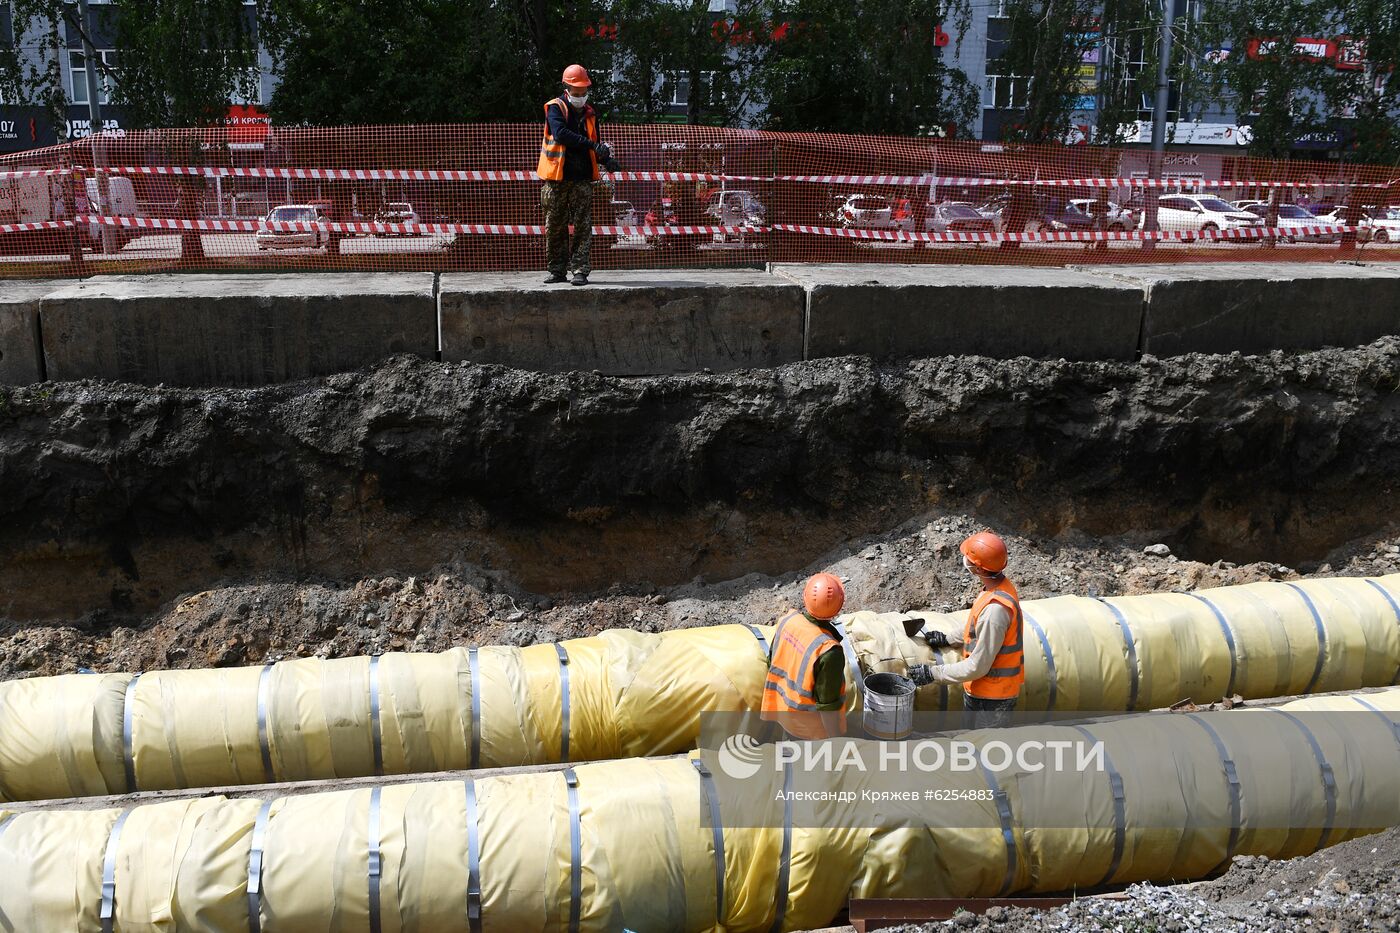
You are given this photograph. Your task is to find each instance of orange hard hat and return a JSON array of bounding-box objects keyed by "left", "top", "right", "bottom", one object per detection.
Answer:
[
  {"left": 960, "top": 531, "right": 1008, "bottom": 575},
  {"left": 562, "top": 64, "right": 592, "bottom": 88},
  {"left": 803, "top": 572, "right": 845, "bottom": 620}
]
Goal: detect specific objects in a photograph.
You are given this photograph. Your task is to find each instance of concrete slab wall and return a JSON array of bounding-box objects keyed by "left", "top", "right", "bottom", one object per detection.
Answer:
[
  {"left": 0, "top": 281, "right": 67, "bottom": 384},
  {"left": 39, "top": 273, "right": 437, "bottom": 387},
  {"left": 774, "top": 265, "right": 1146, "bottom": 361},
  {"left": 440, "top": 270, "right": 804, "bottom": 375},
  {"left": 1082, "top": 263, "right": 1400, "bottom": 356}
]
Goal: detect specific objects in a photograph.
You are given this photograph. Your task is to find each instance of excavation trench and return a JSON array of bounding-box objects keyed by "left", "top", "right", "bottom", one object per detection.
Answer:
[{"left": 2, "top": 340, "right": 1400, "bottom": 630}]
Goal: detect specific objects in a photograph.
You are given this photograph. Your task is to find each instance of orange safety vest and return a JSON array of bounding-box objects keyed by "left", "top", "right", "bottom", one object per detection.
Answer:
[
  {"left": 962, "top": 578, "right": 1025, "bottom": 700},
  {"left": 537, "top": 97, "right": 600, "bottom": 182},
  {"left": 760, "top": 610, "right": 847, "bottom": 739}
]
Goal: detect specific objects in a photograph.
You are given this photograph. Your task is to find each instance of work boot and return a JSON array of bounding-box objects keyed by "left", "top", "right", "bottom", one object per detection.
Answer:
[
  {"left": 571, "top": 272, "right": 589, "bottom": 286},
  {"left": 543, "top": 272, "right": 568, "bottom": 284}
]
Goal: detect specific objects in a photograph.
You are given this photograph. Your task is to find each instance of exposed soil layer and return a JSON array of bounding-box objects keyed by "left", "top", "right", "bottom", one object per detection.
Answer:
[
  {"left": 2, "top": 339, "right": 1400, "bottom": 635},
  {"left": 888, "top": 824, "right": 1400, "bottom": 932}
]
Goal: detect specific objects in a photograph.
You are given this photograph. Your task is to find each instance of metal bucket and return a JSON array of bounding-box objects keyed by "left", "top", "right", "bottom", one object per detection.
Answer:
[{"left": 863, "top": 671, "right": 916, "bottom": 740}]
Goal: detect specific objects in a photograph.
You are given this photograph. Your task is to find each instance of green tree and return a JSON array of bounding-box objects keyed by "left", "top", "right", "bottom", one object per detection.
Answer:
[
  {"left": 603, "top": 0, "right": 764, "bottom": 125},
  {"left": 751, "top": 0, "right": 978, "bottom": 136},
  {"left": 259, "top": 0, "right": 603, "bottom": 125},
  {"left": 1332, "top": 0, "right": 1400, "bottom": 165}
]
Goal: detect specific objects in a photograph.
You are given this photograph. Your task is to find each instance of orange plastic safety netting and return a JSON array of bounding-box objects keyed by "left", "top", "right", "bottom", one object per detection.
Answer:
[{"left": 2, "top": 124, "right": 1399, "bottom": 277}]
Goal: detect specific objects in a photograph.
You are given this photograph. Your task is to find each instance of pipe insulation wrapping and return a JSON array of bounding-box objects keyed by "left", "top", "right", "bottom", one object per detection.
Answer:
[
  {"left": 0, "top": 689, "right": 1396, "bottom": 932},
  {"left": 0, "top": 574, "right": 1397, "bottom": 802}
]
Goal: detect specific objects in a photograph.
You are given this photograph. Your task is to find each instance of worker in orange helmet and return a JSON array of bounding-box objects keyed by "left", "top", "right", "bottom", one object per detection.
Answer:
[
  {"left": 536, "top": 64, "right": 619, "bottom": 286},
  {"left": 760, "top": 572, "right": 850, "bottom": 740},
  {"left": 907, "top": 531, "right": 1025, "bottom": 730}
]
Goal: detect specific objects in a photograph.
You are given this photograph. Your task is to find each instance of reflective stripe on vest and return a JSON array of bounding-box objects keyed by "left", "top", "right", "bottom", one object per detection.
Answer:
[
  {"left": 761, "top": 611, "right": 846, "bottom": 736},
  {"left": 537, "top": 99, "right": 599, "bottom": 181},
  {"left": 963, "top": 580, "right": 1025, "bottom": 699}
]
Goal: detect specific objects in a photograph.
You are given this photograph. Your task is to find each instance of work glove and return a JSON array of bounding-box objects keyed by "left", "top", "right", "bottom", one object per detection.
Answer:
[
  {"left": 601, "top": 155, "right": 623, "bottom": 173},
  {"left": 595, "top": 142, "right": 613, "bottom": 160},
  {"left": 906, "top": 664, "right": 936, "bottom": 687},
  {"left": 923, "top": 629, "right": 950, "bottom": 649}
]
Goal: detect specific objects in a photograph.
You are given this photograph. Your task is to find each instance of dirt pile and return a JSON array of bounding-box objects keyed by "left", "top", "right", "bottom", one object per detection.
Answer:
[
  {"left": 888, "top": 825, "right": 1400, "bottom": 932},
  {"left": 2, "top": 339, "right": 1399, "bottom": 625}
]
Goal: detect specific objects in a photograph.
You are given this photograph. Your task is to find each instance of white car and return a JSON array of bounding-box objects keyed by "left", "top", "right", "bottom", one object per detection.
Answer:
[
  {"left": 1068, "top": 198, "right": 1137, "bottom": 231},
  {"left": 705, "top": 190, "right": 766, "bottom": 226},
  {"left": 256, "top": 204, "right": 329, "bottom": 250},
  {"left": 375, "top": 202, "right": 421, "bottom": 235},
  {"left": 1316, "top": 206, "right": 1400, "bottom": 244},
  {"left": 1230, "top": 201, "right": 1339, "bottom": 243},
  {"left": 828, "top": 194, "right": 896, "bottom": 229},
  {"left": 1153, "top": 195, "right": 1264, "bottom": 234}
]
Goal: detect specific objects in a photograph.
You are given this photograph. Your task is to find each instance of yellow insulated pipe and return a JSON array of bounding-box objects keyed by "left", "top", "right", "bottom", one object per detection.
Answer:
[
  {"left": 0, "top": 689, "right": 1396, "bottom": 932},
  {"left": 0, "top": 574, "right": 1396, "bottom": 802}
]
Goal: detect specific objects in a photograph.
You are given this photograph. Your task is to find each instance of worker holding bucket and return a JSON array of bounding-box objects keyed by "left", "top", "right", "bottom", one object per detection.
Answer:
[{"left": 907, "top": 531, "right": 1025, "bottom": 729}]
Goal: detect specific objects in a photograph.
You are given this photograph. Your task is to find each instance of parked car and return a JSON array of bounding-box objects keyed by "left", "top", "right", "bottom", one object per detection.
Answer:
[
  {"left": 704, "top": 189, "right": 766, "bottom": 226},
  {"left": 256, "top": 204, "right": 329, "bottom": 250},
  {"left": 1068, "top": 198, "right": 1137, "bottom": 231},
  {"left": 924, "top": 201, "right": 996, "bottom": 236},
  {"left": 824, "top": 193, "right": 897, "bottom": 229},
  {"left": 1230, "top": 201, "right": 1339, "bottom": 243},
  {"left": 1153, "top": 194, "right": 1264, "bottom": 234},
  {"left": 978, "top": 194, "right": 1095, "bottom": 234},
  {"left": 374, "top": 202, "right": 421, "bottom": 235},
  {"left": 1316, "top": 205, "right": 1400, "bottom": 243}
]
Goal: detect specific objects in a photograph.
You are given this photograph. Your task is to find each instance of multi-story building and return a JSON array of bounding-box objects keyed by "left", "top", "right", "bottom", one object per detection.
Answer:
[{"left": 1, "top": 0, "right": 274, "bottom": 154}]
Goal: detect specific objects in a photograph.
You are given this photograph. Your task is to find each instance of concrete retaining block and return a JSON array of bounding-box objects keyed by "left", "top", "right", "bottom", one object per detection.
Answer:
[
  {"left": 1083, "top": 262, "right": 1400, "bottom": 356},
  {"left": 40, "top": 273, "right": 437, "bottom": 387},
  {"left": 440, "top": 270, "right": 804, "bottom": 374},
  {"left": 774, "top": 264, "right": 1145, "bottom": 361},
  {"left": 0, "top": 281, "right": 67, "bottom": 384}
]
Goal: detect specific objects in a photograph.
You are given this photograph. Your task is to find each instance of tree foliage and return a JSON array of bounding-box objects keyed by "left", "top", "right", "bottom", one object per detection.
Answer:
[
  {"left": 751, "top": 0, "right": 978, "bottom": 135},
  {"left": 1198, "top": 0, "right": 1400, "bottom": 164}
]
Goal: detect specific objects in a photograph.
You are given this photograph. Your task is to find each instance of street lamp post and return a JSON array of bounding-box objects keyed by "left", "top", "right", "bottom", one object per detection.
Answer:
[
  {"left": 76, "top": 0, "right": 116, "bottom": 254},
  {"left": 1143, "top": 0, "right": 1176, "bottom": 251}
]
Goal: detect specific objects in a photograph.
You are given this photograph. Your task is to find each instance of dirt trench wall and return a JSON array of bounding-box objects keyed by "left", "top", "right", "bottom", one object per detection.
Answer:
[{"left": 2, "top": 340, "right": 1400, "bottom": 622}]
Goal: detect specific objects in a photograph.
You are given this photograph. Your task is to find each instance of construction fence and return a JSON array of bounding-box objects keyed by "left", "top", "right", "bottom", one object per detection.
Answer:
[{"left": 2, "top": 124, "right": 1400, "bottom": 277}]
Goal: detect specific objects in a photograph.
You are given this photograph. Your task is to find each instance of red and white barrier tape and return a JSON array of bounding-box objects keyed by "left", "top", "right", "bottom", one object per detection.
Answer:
[
  {"left": 71, "top": 214, "right": 760, "bottom": 237},
  {"left": 22, "top": 163, "right": 1397, "bottom": 189},
  {"left": 0, "top": 168, "right": 72, "bottom": 180},
  {"left": 0, "top": 219, "right": 76, "bottom": 233},
  {"left": 771, "top": 223, "right": 1355, "bottom": 242}
]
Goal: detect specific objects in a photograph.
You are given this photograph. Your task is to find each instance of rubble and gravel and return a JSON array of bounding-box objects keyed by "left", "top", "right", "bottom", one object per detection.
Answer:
[{"left": 884, "top": 825, "right": 1400, "bottom": 933}]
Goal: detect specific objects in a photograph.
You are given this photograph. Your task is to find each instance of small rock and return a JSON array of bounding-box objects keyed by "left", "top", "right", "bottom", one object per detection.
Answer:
[
  {"left": 1333, "top": 879, "right": 1351, "bottom": 895},
  {"left": 1113, "top": 563, "right": 1125, "bottom": 573},
  {"left": 953, "top": 910, "right": 978, "bottom": 927},
  {"left": 983, "top": 906, "right": 1008, "bottom": 922},
  {"left": 1144, "top": 543, "right": 1172, "bottom": 558},
  {"left": 536, "top": 598, "right": 554, "bottom": 611}
]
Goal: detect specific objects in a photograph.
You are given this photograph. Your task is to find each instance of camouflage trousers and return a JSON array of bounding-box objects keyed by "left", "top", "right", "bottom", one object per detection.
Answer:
[{"left": 541, "top": 180, "right": 594, "bottom": 276}]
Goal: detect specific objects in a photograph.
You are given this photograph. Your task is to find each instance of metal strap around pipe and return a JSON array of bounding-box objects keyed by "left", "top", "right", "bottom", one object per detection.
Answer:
[
  {"left": 468, "top": 647, "right": 482, "bottom": 769},
  {"left": 564, "top": 768, "right": 582, "bottom": 933},
  {"left": 833, "top": 621, "right": 866, "bottom": 711},
  {"left": 368, "top": 786, "right": 384, "bottom": 933},
  {"left": 1351, "top": 696, "right": 1400, "bottom": 749},
  {"left": 464, "top": 779, "right": 483, "bottom": 933},
  {"left": 1094, "top": 599, "right": 1140, "bottom": 710},
  {"left": 691, "top": 759, "right": 727, "bottom": 924},
  {"left": 369, "top": 656, "right": 385, "bottom": 777},
  {"left": 99, "top": 808, "right": 133, "bottom": 933},
  {"left": 978, "top": 761, "right": 1018, "bottom": 897},
  {"left": 1283, "top": 583, "right": 1329, "bottom": 694},
  {"left": 1186, "top": 713, "right": 1243, "bottom": 872},
  {"left": 556, "top": 644, "right": 572, "bottom": 762},
  {"left": 743, "top": 623, "right": 770, "bottom": 656},
  {"left": 1362, "top": 579, "right": 1400, "bottom": 685},
  {"left": 1187, "top": 593, "right": 1239, "bottom": 699},
  {"left": 1072, "top": 725, "right": 1126, "bottom": 886},
  {"left": 121, "top": 674, "right": 142, "bottom": 793},
  {"left": 247, "top": 798, "right": 274, "bottom": 933},
  {"left": 769, "top": 761, "right": 793, "bottom": 933},
  {"left": 1271, "top": 709, "right": 1338, "bottom": 852},
  {"left": 256, "top": 663, "right": 275, "bottom": 783},
  {"left": 1023, "top": 610, "right": 1057, "bottom": 712}
]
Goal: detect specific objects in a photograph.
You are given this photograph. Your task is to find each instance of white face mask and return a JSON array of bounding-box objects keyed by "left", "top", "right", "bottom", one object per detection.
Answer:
[{"left": 567, "top": 92, "right": 589, "bottom": 107}]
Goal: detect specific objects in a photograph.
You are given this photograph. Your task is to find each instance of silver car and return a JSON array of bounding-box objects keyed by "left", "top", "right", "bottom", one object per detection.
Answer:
[{"left": 256, "top": 204, "right": 328, "bottom": 250}]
